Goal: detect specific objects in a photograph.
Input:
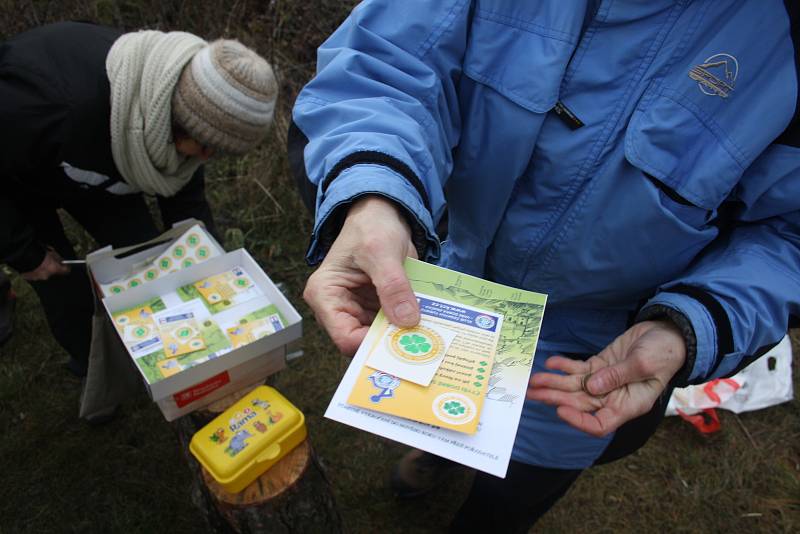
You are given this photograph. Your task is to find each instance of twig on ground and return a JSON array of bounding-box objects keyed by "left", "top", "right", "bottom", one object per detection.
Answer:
[
  {"left": 251, "top": 176, "right": 285, "bottom": 214},
  {"left": 734, "top": 414, "right": 759, "bottom": 449},
  {"left": 26, "top": 0, "right": 40, "bottom": 25}
]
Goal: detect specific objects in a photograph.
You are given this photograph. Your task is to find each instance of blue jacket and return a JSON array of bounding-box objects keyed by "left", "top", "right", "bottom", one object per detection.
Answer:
[{"left": 292, "top": 0, "right": 800, "bottom": 468}]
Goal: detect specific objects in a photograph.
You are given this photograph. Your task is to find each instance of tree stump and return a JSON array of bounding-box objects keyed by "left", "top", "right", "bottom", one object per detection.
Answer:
[{"left": 173, "top": 386, "right": 342, "bottom": 533}]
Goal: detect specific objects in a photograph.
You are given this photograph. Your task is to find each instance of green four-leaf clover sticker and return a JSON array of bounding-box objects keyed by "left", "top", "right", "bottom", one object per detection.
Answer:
[{"left": 399, "top": 333, "right": 431, "bottom": 354}]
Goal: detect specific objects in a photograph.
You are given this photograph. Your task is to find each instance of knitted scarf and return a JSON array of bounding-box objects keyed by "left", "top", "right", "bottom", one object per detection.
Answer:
[{"left": 106, "top": 30, "right": 206, "bottom": 197}]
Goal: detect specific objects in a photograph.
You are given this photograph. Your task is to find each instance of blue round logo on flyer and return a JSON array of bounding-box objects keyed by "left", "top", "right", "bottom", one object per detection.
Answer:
[{"left": 474, "top": 314, "right": 496, "bottom": 329}]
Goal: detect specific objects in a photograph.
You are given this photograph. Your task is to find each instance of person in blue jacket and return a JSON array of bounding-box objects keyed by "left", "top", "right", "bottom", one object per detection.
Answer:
[{"left": 290, "top": 1, "right": 800, "bottom": 531}]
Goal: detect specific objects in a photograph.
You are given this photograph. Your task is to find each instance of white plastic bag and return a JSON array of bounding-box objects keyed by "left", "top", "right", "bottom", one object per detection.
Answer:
[{"left": 667, "top": 335, "right": 794, "bottom": 416}]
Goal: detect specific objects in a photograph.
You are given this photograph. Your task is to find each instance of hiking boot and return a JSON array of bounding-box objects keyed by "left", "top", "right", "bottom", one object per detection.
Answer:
[{"left": 390, "top": 449, "right": 458, "bottom": 498}]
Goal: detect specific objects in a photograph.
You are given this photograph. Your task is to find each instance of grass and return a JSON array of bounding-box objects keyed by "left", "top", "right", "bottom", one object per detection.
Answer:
[{"left": 1, "top": 1, "right": 799, "bottom": 532}]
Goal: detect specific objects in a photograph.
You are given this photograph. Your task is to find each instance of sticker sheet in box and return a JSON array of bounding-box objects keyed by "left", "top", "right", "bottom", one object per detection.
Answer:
[{"left": 100, "top": 224, "right": 222, "bottom": 297}]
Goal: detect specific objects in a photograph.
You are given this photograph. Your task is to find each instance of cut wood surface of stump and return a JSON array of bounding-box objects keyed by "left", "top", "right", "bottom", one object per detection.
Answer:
[
  {"left": 203, "top": 439, "right": 312, "bottom": 505},
  {"left": 173, "top": 386, "right": 342, "bottom": 533}
]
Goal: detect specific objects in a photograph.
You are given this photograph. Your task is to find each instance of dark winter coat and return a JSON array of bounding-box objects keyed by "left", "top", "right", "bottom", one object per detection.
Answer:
[{"left": 0, "top": 21, "right": 209, "bottom": 272}]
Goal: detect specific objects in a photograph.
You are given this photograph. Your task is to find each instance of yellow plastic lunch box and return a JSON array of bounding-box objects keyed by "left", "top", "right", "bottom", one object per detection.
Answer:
[{"left": 189, "top": 385, "right": 307, "bottom": 493}]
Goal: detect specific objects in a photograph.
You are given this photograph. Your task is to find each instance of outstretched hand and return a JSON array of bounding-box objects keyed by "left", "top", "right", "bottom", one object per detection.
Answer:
[
  {"left": 527, "top": 320, "right": 686, "bottom": 437},
  {"left": 303, "top": 195, "right": 420, "bottom": 356},
  {"left": 21, "top": 247, "right": 71, "bottom": 282}
]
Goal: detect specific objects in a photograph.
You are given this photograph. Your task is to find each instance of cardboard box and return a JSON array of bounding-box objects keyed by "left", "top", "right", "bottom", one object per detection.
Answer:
[
  {"left": 155, "top": 347, "right": 287, "bottom": 421},
  {"left": 87, "top": 223, "right": 302, "bottom": 421}
]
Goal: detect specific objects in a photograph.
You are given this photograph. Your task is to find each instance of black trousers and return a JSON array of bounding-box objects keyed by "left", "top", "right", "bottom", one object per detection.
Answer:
[
  {"left": 450, "top": 385, "right": 673, "bottom": 534},
  {"left": 9, "top": 169, "right": 214, "bottom": 375},
  {"left": 0, "top": 270, "right": 13, "bottom": 344}
]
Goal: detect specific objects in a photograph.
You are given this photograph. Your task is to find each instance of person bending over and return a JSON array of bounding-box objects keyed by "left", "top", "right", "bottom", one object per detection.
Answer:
[{"left": 0, "top": 21, "right": 277, "bottom": 376}]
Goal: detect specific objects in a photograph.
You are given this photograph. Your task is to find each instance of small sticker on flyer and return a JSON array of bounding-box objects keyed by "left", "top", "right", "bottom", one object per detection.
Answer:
[{"left": 366, "top": 321, "right": 457, "bottom": 387}]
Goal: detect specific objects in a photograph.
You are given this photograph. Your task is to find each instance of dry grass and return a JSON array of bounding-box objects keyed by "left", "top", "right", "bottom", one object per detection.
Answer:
[{"left": 0, "top": 1, "right": 798, "bottom": 533}]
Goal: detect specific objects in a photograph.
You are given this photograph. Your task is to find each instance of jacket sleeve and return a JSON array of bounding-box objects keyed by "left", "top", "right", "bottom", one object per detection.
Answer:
[
  {"left": 0, "top": 194, "right": 46, "bottom": 272},
  {"left": 639, "top": 143, "right": 800, "bottom": 385},
  {"left": 0, "top": 60, "right": 66, "bottom": 272},
  {"left": 290, "top": 0, "right": 472, "bottom": 264}
]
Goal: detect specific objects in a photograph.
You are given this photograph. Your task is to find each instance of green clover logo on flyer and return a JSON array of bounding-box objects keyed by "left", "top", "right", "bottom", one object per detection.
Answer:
[
  {"left": 432, "top": 393, "right": 477, "bottom": 426},
  {"left": 444, "top": 400, "right": 465, "bottom": 416}
]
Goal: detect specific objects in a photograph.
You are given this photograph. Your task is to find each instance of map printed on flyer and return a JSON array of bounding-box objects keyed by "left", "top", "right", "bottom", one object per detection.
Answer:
[
  {"left": 353, "top": 294, "right": 503, "bottom": 433},
  {"left": 325, "top": 258, "right": 546, "bottom": 477}
]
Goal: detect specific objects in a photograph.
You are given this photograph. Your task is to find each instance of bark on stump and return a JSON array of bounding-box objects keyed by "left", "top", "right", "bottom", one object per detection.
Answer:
[{"left": 174, "top": 388, "right": 342, "bottom": 533}]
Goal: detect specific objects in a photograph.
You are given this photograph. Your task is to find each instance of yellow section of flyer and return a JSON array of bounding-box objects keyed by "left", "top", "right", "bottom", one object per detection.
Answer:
[{"left": 348, "top": 293, "right": 504, "bottom": 434}]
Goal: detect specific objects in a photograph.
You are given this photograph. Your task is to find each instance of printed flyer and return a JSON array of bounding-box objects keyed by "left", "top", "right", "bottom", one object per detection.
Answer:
[
  {"left": 325, "top": 258, "right": 547, "bottom": 477},
  {"left": 226, "top": 304, "right": 287, "bottom": 349},
  {"left": 352, "top": 294, "right": 504, "bottom": 433},
  {"left": 111, "top": 298, "right": 166, "bottom": 356}
]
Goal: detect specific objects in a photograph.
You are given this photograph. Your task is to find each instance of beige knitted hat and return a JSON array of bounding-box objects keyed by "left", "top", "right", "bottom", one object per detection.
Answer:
[{"left": 172, "top": 39, "right": 277, "bottom": 155}]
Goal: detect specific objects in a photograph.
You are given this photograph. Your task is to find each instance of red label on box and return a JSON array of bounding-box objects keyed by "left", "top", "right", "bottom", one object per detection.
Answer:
[{"left": 173, "top": 371, "right": 231, "bottom": 408}]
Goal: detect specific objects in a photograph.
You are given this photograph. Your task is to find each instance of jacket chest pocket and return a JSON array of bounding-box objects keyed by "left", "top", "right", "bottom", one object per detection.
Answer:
[
  {"left": 622, "top": 4, "right": 796, "bottom": 225},
  {"left": 624, "top": 87, "right": 748, "bottom": 227},
  {"left": 462, "top": 7, "right": 580, "bottom": 113}
]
